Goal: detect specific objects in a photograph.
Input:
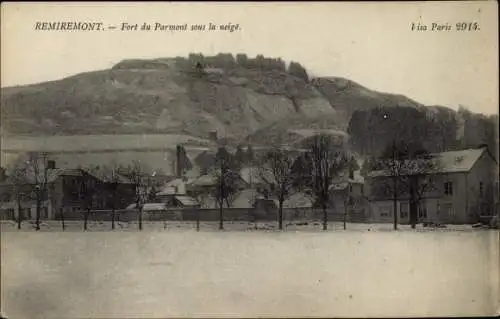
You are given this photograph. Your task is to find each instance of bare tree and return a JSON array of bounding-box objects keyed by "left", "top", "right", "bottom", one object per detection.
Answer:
[
  {"left": 213, "top": 148, "right": 240, "bottom": 230},
  {"left": 122, "top": 160, "right": 149, "bottom": 231},
  {"left": 406, "top": 157, "right": 441, "bottom": 228},
  {"left": 370, "top": 141, "right": 441, "bottom": 229},
  {"left": 24, "top": 152, "right": 49, "bottom": 231},
  {"left": 343, "top": 191, "right": 352, "bottom": 231},
  {"left": 8, "top": 164, "right": 28, "bottom": 230},
  {"left": 93, "top": 164, "right": 122, "bottom": 230},
  {"left": 79, "top": 176, "right": 95, "bottom": 231},
  {"left": 305, "top": 135, "right": 349, "bottom": 231},
  {"left": 108, "top": 172, "right": 121, "bottom": 230},
  {"left": 259, "top": 148, "right": 296, "bottom": 230},
  {"left": 370, "top": 141, "right": 404, "bottom": 230}
]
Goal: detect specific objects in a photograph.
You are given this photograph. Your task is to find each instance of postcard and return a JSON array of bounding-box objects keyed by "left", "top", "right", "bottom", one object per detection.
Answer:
[{"left": 1, "top": 2, "right": 498, "bottom": 318}]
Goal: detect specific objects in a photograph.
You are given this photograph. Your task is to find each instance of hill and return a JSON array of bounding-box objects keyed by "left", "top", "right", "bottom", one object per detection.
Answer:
[
  {"left": 1, "top": 55, "right": 331, "bottom": 143},
  {"left": 1, "top": 54, "right": 497, "bottom": 158}
]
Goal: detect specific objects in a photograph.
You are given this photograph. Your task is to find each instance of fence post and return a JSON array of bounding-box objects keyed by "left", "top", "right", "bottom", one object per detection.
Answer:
[
  {"left": 60, "top": 208, "right": 65, "bottom": 231},
  {"left": 163, "top": 210, "right": 167, "bottom": 230},
  {"left": 196, "top": 209, "right": 200, "bottom": 232}
]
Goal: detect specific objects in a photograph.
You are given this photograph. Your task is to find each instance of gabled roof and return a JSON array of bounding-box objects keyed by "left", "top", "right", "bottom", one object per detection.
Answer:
[
  {"left": 368, "top": 147, "right": 490, "bottom": 177},
  {"left": 239, "top": 167, "right": 275, "bottom": 185},
  {"left": 432, "top": 148, "right": 488, "bottom": 173},
  {"left": 174, "top": 195, "right": 199, "bottom": 206}
]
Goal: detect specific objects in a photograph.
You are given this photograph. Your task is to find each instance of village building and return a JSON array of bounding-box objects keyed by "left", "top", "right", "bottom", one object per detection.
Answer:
[
  {"left": 329, "top": 168, "right": 368, "bottom": 219},
  {"left": 0, "top": 162, "right": 135, "bottom": 220},
  {"left": 366, "top": 146, "right": 498, "bottom": 224}
]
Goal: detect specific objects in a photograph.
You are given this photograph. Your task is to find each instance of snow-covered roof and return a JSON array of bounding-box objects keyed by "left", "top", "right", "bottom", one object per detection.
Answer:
[
  {"left": 433, "top": 148, "right": 488, "bottom": 173},
  {"left": 126, "top": 203, "right": 167, "bottom": 211},
  {"left": 190, "top": 174, "right": 218, "bottom": 187},
  {"left": 231, "top": 188, "right": 259, "bottom": 208},
  {"left": 156, "top": 186, "right": 177, "bottom": 195},
  {"left": 164, "top": 178, "right": 184, "bottom": 187},
  {"left": 283, "top": 192, "right": 313, "bottom": 208},
  {"left": 368, "top": 147, "right": 490, "bottom": 177},
  {"left": 239, "top": 167, "right": 275, "bottom": 185},
  {"left": 330, "top": 171, "right": 365, "bottom": 191},
  {"left": 330, "top": 182, "right": 350, "bottom": 191},
  {"left": 174, "top": 195, "right": 198, "bottom": 206}
]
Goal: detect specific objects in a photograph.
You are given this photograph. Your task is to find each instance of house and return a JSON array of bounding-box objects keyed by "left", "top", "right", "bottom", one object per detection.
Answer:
[
  {"left": 329, "top": 169, "right": 367, "bottom": 215},
  {"left": 366, "top": 147, "right": 498, "bottom": 224},
  {"left": 123, "top": 179, "right": 199, "bottom": 221},
  {"left": 0, "top": 162, "right": 135, "bottom": 221},
  {"left": 153, "top": 178, "right": 199, "bottom": 208},
  {"left": 238, "top": 166, "right": 275, "bottom": 195},
  {"left": 90, "top": 168, "right": 136, "bottom": 210},
  {"left": 126, "top": 195, "right": 199, "bottom": 210},
  {"left": 0, "top": 167, "right": 100, "bottom": 220}
]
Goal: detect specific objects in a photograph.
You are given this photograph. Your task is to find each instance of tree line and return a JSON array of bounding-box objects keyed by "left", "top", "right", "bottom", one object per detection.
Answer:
[{"left": 184, "top": 52, "right": 309, "bottom": 81}]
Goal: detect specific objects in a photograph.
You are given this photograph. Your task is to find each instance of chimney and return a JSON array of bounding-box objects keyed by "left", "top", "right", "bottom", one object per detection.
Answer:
[
  {"left": 47, "top": 160, "right": 56, "bottom": 169},
  {"left": 176, "top": 145, "right": 182, "bottom": 178},
  {"left": 0, "top": 167, "right": 6, "bottom": 182}
]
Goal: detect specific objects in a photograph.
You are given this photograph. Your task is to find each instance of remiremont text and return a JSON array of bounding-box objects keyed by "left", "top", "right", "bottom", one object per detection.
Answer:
[
  {"left": 34, "top": 21, "right": 104, "bottom": 31},
  {"left": 33, "top": 22, "right": 241, "bottom": 32}
]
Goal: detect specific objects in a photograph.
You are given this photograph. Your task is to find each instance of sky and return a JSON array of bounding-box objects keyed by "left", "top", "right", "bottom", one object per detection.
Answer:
[{"left": 1, "top": 1, "right": 498, "bottom": 114}]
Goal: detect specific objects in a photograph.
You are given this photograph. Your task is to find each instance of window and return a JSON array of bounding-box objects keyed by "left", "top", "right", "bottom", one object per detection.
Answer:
[
  {"left": 5, "top": 208, "right": 15, "bottom": 219},
  {"left": 444, "top": 181, "right": 453, "bottom": 195},
  {"left": 442, "top": 203, "right": 454, "bottom": 218},
  {"left": 380, "top": 209, "right": 391, "bottom": 217},
  {"left": 400, "top": 203, "right": 409, "bottom": 218},
  {"left": 42, "top": 207, "right": 49, "bottom": 219},
  {"left": 479, "top": 182, "right": 484, "bottom": 196},
  {"left": 447, "top": 206, "right": 454, "bottom": 217},
  {"left": 0, "top": 193, "right": 11, "bottom": 202}
]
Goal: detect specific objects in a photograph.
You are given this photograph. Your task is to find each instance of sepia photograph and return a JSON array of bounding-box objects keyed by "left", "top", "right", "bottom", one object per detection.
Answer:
[{"left": 1, "top": 1, "right": 499, "bottom": 318}]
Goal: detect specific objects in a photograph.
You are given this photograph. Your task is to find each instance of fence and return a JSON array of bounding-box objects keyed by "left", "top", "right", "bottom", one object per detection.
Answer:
[
  {"left": 49, "top": 207, "right": 368, "bottom": 222},
  {"left": 1, "top": 207, "right": 369, "bottom": 229}
]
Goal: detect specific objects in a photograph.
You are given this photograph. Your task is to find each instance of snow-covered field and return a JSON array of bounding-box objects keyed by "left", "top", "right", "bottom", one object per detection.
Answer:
[{"left": 1, "top": 222, "right": 498, "bottom": 318}]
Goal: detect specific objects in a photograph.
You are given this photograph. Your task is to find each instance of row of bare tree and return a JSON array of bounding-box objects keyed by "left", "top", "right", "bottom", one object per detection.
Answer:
[
  {"left": 4, "top": 154, "right": 161, "bottom": 231},
  {"left": 8, "top": 136, "right": 491, "bottom": 232},
  {"left": 211, "top": 134, "right": 356, "bottom": 231},
  {"left": 7, "top": 152, "right": 51, "bottom": 231}
]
